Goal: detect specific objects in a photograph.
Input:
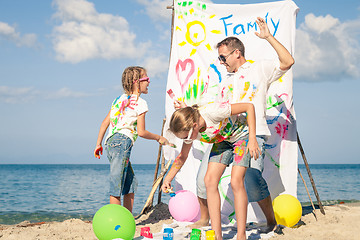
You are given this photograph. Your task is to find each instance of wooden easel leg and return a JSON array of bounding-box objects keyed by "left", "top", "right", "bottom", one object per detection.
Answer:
[
  {"left": 297, "top": 131, "right": 325, "bottom": 215},
  {"left": 298, "top": 168, "right": 317, "bottom": 219}
]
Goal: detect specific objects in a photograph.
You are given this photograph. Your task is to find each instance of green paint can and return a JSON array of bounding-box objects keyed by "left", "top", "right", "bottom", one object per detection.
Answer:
[{"left": 190, "top": 228, "right": 201, "bottom": 240}]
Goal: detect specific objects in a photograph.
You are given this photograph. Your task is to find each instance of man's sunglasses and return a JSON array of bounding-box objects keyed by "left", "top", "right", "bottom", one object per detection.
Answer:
[{"left": 218, "top": 49, "right": 237, "bottom": 63}]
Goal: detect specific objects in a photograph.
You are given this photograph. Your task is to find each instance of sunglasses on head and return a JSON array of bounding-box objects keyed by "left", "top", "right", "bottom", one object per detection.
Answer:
[
  {"left": 218, "top": 49, "right": 237, "bottom": 63},
  {"left": 183, "top": 128, "right": 194, "bottom": 144}
]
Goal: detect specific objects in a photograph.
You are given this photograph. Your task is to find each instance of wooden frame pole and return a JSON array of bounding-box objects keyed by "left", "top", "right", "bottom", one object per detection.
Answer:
[
  {"left": 297, "top": 131, "right": 325, "bottom": 215},
  {"left": 298, "top": 168, "right": 317, "bottom": 218}
]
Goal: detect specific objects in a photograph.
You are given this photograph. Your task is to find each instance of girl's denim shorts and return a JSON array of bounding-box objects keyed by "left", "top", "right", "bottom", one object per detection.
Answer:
[
  {"left": 105, "top": 133, "right": 138, "bottom": 197},
  {"left": 208, "top": 137, "right": 251, "bottom": 167}
]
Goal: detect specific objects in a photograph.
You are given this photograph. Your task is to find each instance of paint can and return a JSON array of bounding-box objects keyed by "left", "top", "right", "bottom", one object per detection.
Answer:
[
  {"left": 190, "top": 228, "right": 201, "bottom": 240},
  {"left": 163, "top": 227, "right": 173, "bottom": 240},
  {"left": 140, "top": 226, "right": 153, "bottom": 238},
  {"left": 205, "top": 230, "right": 215, "bottom": 240}
]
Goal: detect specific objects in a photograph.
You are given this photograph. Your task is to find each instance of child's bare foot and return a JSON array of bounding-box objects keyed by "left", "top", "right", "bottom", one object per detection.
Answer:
[{"left": 188, "top": 219, "right": 209, "bottom": 228}]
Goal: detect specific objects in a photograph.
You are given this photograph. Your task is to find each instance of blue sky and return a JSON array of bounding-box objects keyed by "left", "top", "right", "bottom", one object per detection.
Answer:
[{"left": 0, "top": 0, "right": 359, "bottom": 164}]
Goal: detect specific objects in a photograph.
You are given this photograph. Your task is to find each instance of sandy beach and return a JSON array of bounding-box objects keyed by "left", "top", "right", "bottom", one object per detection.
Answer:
[{"left": 1, "top": 202, "right": 359, "bottom": 240}]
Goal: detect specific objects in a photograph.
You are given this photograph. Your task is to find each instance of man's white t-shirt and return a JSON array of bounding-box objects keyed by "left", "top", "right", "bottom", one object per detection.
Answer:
[{"left": 222, "top": 60, "right": 287, "bottom": 136}]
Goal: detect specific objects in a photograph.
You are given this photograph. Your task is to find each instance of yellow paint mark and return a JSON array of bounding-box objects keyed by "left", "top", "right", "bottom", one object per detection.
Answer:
[
  {"left": 189, "top": 8, "right": 194, "bottom": 14},
  {"left": 205, "top": 43, "right": 211, "bottom": 51},
  {"left": 197, "top": 68, "right": 201, "bottom": 85},
  {"left": 194, "top": 33, "right": 198, "bottom": 39},
  {"left": 185, "top": 20, "right": 206, "bottom": 47},
  {"left": 240, "top": 93, "right": 246, "bottom": 100},
  {"left": 176, "top": 26, "right": 182, "bottom": 31},
  {"left": 179, "top": 41, "right": 187, "bottom": 46},
  {"left": 210, "top": 30, "right": 221, "bottom": 34},
  {"left": 278, "top": 74, "right": 284, "bottom": 82},
  {"left": 244, "top": 82, "right": 250, "bottom": 91},
  {"left": 249, "top": 91, "right": 256, "bottom": 101},
  {"left": 240, "top": 82, "right": 250, "bottom": 100},
  {"left": 210, "top": 14, "right": 216, "bottom": 19},
  {"left": 190, "top": 48, "right": 197, "bottom": 56}
]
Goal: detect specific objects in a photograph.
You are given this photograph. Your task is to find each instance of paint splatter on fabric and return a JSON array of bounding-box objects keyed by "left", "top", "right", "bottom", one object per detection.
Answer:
[{"left": 233, "top": 140, "right": 248, "bottom": 163}]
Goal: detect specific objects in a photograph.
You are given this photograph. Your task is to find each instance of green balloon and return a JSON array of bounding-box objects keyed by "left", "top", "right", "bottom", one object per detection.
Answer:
[{"left": 93, "top": 204, "right": 136, "bottom": 240}]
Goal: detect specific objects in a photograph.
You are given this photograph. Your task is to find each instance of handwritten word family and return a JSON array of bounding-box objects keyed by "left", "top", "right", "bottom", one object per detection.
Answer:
[
  {"left": 220, "top": 12, "right": 280, "bottom": 37},
  {"left": 175, "top": 1, "right": 280, "bottom": 37}
]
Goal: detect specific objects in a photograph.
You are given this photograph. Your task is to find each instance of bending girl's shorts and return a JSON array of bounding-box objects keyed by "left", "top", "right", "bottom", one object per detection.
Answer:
[
  {"left": 105, "top": 133, "right": 138, "bottom": 197},
  {"left": 208, "top": 137, "right": 251, "bottom": 168}
]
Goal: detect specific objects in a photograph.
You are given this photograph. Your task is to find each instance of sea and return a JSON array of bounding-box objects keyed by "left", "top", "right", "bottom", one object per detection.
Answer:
[{"left": 0, "top": 164, "right": 359, "bottom": 225}]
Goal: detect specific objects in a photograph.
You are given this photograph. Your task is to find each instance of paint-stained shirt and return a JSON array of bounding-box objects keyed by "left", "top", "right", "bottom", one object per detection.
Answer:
[
  {"left": 105, "top": 94, "right": 148, "bottom": 143},
  {"left": 197, "top": 101, "right": 248, "bottom": 144},
  {"left": 231, "top": 60, "right": 287, "bottom": 136}
]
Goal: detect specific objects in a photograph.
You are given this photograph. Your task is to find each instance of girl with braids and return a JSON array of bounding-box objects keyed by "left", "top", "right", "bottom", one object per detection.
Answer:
[
  {"left": 161, "top": 101, "right": 260, "bottom": 240},
  {"left": 94, "top": 66, "right": 172, "bottom": 212}
]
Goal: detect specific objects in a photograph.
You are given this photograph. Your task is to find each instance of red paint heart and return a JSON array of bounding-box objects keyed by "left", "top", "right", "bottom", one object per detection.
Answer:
[{"left": 176, "top": 58, "right": 195, "bottom": 94}]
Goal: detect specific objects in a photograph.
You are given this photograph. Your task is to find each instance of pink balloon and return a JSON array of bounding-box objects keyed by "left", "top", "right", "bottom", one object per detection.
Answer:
[{"left": 168, "top": 190, "right": 200, "bottom": 222}]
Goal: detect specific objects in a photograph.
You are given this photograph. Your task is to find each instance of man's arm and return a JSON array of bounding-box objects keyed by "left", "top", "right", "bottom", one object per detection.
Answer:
[{"left": 255, "top": 17, "right": 295, "bottom": 70}]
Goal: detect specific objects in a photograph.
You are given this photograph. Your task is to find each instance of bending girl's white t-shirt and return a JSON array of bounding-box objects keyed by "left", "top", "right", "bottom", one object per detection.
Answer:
[
  {"left": 105, "top": 94, "right": 148, "bottom": 143},
  {"left": 197, "top": 101, "right": 248, "bottom": 144}
]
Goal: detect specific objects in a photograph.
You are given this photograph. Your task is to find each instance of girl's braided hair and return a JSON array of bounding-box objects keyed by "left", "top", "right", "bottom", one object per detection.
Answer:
[{"left": 122, "top": 66, "right": 146, "bottom": 95}]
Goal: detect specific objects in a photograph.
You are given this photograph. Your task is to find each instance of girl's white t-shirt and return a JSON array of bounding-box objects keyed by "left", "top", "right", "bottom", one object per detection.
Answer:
[
  {"left": 198, "top": 101, "right": 248, "bottom": 144},
  {"left": 105, "top": 94, "right": 148, "bottom": 143}
]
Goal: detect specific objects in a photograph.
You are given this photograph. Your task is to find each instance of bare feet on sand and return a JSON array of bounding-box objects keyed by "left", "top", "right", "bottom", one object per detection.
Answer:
[
  {"left": 257, "top": 224, "right": 278, "bottom": 234},
  {"left": 188, "top": 219, "right": 209, "bottom": 229}
]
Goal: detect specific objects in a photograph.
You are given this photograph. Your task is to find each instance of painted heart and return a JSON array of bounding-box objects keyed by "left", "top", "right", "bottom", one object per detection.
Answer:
[{"left": 176, "top": 58, "right": 195, "bottom": 94}]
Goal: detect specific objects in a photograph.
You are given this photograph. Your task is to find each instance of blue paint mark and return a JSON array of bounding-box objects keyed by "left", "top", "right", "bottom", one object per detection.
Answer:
[
  {"left": 266, "top": 107, "right": 284, "bottom": 125},
  {"left": 264, "top": 143, "right": 277, "bottom": 149},
  {"left": 210, "top": 64, "right": 222, "bottom": 83},
  {"left": 115, "top": 225, "right": 121, "bottom": 231}
]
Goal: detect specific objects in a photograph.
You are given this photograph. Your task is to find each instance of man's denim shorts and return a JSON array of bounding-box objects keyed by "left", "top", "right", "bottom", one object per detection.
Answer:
[
  {"left": 245, "top": 136, "right": 270, "bottom": 202},
  {"left": 105, "top": 133, "right": 138, "bottom": 197}
]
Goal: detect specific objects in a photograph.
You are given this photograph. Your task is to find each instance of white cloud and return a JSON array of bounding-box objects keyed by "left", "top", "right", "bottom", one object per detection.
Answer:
[
  {"left": 136, "top": 0, "right": 172, "bottom": 22},
  {"left": 0, "top": 21, "right": 37, "bottom": 47},
  {"left": 0, "top": 86, "right": 40, "bottom": 104},
  {"left": 294, "top": 13, "right": 360, "bottom": 81},
  {"left": 51, "top": 0, "right": 149, "bottom": 63},
  {"left": 141, "top": 54, "right": 169, "bottom": 77},
  {"left": 45, "top": 87, "right": 92, "bottom": 99},
  {"left": 0, "top": 86, "right": 95, "bottom": 104}
]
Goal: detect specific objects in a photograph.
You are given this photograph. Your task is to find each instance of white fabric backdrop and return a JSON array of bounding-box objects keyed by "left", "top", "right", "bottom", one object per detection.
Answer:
[{"left": 163, "top": 0, "right": 299, "bottom": 223}]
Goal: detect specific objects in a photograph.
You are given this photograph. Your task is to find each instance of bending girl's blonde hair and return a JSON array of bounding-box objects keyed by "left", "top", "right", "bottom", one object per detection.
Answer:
[{"left": 169, "top": 105, "right": 200, "bottom": 134}]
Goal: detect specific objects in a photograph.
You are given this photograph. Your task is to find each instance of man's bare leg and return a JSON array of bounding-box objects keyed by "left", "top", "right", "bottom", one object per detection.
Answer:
[
  {"left": 257, "top": 195, "right": 277, "bottom": 233},
  {"left": 189, "top": 197, "right": 210, "bottom": 228}
]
